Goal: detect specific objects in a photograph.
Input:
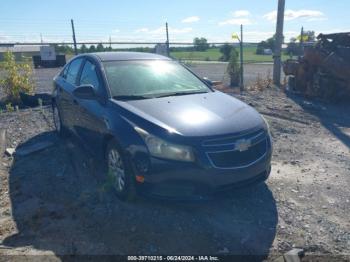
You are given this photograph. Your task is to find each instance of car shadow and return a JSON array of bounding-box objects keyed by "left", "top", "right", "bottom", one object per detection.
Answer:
[
  {"left": 3, "top": 131, "right": 278, "bottom": 259},
  {"left": 286, "top": 92, "right": 350, "bottom": 149}
]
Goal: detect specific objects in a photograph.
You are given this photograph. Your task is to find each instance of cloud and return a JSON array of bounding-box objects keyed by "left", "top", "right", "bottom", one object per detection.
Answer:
[
  {"left": 219, "top": 10, "right": 252, "bottom": 26},
  {"left": 181, "top": 16, "right": 200, "bottom": 23},
  {"left": 232, "top": 10, "right": 250, "bottom": 17},
  {"left": 0, "top": 34, "right": 9, "bottom": 41},
  {"left": 135, "top": 26, "right": 192, "bottom": 35},
  {"left": 135, "top": 28, "right": 149, "bottom": 33},
  {"left": 113, "top": 29, "right": 120, "bottom": 33},
  {"left": 218, "top": 18, "right": 252, "bottom": 26},
  {"left": 306, "top": 17, "right": 328, "bottom": 22},
  {"left": 263, "top": 9, "right": 325, "bottom": 22},
  {"left": 171, "top": 27, "right": 193, "bottom": 34}
]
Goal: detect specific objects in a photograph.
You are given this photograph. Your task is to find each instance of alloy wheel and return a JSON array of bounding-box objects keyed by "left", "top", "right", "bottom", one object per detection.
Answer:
[
  {"left": 53, "top": 105, "right": 61, "bottom": 133},
  {"left": 108, "top": 149, "right": 126, "bottom": 192}
]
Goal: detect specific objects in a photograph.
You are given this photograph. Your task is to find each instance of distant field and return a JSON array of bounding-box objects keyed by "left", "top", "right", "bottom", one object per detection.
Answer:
[{"left": 171, "top": 46, "right": 291, "bottom": 63}]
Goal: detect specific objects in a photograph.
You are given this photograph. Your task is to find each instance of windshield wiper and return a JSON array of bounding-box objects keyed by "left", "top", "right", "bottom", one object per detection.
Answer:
[
  {"left": 112, "top": 95, "right": 152, "bottom": 101},
  {"left": 154, "top": 91, "right": 209, "bottom": 98}
]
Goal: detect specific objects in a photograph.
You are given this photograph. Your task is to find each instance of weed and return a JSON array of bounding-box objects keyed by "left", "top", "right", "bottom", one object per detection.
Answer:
[
  {"left": 99, "top": 169, "right": 116, "bottom": 193},
  {"left": 5, "top": 103, "right": 14, "bottom": 112},
  {"left": 248, "top": 70, "right": 273, "bottom": 91},
  {"left": 38, "top": 98, "right": 43, "bottom": 108}
]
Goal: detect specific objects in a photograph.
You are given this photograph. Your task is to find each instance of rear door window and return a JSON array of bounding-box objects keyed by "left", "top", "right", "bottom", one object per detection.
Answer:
[
  {"left": 61, "top": 64, "right": 69, "bottom": 79},
  {"left": 66, "top": 58, "right": 83, "bottom": 85}
]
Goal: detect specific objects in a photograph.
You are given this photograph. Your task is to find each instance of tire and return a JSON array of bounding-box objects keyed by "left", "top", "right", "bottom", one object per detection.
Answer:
[
  {"left": 105, "top": 139, "right": 137, "bottom": 201},
  {"left": 52, "top": 103, "right": 69, "bottom": 138}
]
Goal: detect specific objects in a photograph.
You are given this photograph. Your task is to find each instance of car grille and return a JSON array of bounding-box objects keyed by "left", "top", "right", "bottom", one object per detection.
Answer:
[{"left": 203, "top": 129, "right": 268, "bottom": 169}]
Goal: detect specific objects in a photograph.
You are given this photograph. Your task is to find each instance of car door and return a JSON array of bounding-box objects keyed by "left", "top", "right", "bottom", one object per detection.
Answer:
[
  {"left": 56, "top": 57, "right": 84, "bottom": 132},
  {"left": 73, "top": 58, "right": 109, "bottom": 153}
]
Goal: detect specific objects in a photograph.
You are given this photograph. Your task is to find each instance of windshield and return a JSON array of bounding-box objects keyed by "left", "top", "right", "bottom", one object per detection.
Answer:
[{"left": 103, "top": 60, "right": 211, "bottom": 99}]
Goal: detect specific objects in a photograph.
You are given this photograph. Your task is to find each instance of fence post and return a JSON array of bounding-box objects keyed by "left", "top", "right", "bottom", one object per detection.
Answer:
[
  {"left": 273, "top": 0, "right": 285, "bottom": 87},
  {"left": 71, "top": 19, "right": 78, "bottom": 55},
  {"left": 240, "top": 24, "right": 244, "bottom": 91},
  {"left": 299, "top": 26, "right": 304, "bottom": 57},
  {"left": 165, "top": 22, "right": 170, "bottom": 57}
]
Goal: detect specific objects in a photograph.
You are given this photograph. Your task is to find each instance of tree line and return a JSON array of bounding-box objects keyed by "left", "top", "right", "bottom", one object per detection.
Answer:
[
  {"left": 53, "top": 43, "right": 154, "bottom": 54},
  {"left": 256, "top": 30, "right": 316, "bottom": 56}
]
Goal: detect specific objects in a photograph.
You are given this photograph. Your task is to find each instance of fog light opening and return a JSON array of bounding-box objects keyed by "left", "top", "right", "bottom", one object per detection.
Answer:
[{"left": 135, "top": 175, "right": 145, "bottom": 183}]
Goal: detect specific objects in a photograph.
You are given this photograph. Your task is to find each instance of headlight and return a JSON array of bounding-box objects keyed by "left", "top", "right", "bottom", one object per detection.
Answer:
[
  {"left": 262, "top": 115, "right": 270, "bottom": 132},
  {"left": 135, "top": 127, "right": 195, "bottom": 162},
  {"left": 262, "top": 116, "right": 273, "bottom": 147}
]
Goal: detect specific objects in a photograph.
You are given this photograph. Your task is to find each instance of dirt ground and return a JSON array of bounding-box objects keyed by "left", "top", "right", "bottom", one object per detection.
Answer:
[{"left": 0, "top": 67, "right": 349, "bottom": 260}]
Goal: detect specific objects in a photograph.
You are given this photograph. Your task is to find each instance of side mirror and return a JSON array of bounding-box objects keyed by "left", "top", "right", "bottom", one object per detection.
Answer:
[
  {"left": 73, "top": 84, "right": 96, "bottom": 100},
  {"left": 202, "top": 77, "right": 213, "bottom": 86}
]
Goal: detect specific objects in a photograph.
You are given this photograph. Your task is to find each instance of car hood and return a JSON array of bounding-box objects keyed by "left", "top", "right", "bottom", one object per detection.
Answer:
[{"left": 115, "top": 91, "right": 264, "bottom": 137}]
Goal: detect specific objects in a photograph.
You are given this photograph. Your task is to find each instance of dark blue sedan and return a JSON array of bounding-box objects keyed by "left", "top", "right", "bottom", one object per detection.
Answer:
[{"left": 52, "top": 52, "right": 272, "bottom": 201}]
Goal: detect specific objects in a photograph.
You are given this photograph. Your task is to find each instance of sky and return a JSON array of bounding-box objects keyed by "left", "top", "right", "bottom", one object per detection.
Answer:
[{"left": 0, "top": 0, "right": 349, "bottom": 44}]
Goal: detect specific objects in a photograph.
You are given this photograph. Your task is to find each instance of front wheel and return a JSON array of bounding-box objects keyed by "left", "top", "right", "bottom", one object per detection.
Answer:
[
  {"left": 105, "top": 140, "right": 137, "bottom": 201},
  {"left": 52, "top": 103, "right": 69, "bottom": 138}
]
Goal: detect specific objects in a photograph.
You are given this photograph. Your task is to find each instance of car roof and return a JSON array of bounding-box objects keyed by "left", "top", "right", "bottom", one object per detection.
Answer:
[{"left": 87, "top": 51, "right": 171, "bottom": 62}]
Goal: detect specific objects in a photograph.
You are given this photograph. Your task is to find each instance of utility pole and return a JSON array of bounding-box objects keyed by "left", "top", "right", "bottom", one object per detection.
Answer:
[
  {"left": 109, "top": 35, "right": 112, "bottom": 50},
  {"left": 300, "top": 26, "right": 304, "bottom": 57},
  {"left": 71, "top": 19, "right": 78, "bottom": 55},
  {"left": 40, "top": 33, "right": 43, "bottom": 44},
  {"left": 240, "top": 24, "right": 244, "bottom": 91},
  {"left": 273, "top": 0, "right": 285, "bottom": 87},
  {"left": 165, "top": 22, "right": 170, "bottom": 57}
]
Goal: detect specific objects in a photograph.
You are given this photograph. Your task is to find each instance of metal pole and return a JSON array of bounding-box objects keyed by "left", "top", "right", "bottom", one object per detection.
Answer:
[
  {"left": 165, "top": 22, "right": 170, "bottom": 57},
  {"left": 273, "top": 0, "right": 285, "bottom": 87},
  {"left": 71, "top": 19, "right": 78, "bottom": 55},
  {"left": 240, "top": 24, "right": 244, "bottom": 91},
  {"left": 300, "top": 26, "right": 304, "bottom": 57}
]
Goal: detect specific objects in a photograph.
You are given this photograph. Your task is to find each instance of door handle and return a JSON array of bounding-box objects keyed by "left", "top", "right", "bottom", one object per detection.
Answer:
[{"left": 102, "top": 116, "right": 110, "bottom": 129}]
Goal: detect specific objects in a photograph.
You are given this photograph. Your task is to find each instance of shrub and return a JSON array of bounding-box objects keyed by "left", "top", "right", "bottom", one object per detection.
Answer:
[
  {"left": 5, "top": 102, "right": 14, "bottom": 112},
  {"left": 219, "top": 43, "right": 233, "bottom": 62},
  {"left": 227, "top": 48, "right": 240, "bottom": 87},
  {"left": 0, "top": 51, "right": 34, "bottom": 103}
]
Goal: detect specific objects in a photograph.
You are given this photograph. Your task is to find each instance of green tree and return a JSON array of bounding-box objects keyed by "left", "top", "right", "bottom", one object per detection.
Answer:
[
  {"left": 286, "top": 37, "right": 300, "bottom": 57},
  {"left": 219, "top": 43, "right": 233, "bottom": 61},
  {"left": 96, "top": 43, "right": 105, "bottom": 52},
  {"left": 256, "top": 35, "right": 281, "bottom": 54},
  {"left": 89, "top": 45, "right": 96, "bottom": 53},
  {"left": 80, "top": 44, "right": 88, "bottom": 53},
  {"left": 193, "top": 37, "right": 209, "bottom": 51},
  {"left": 297, "top": 31, "right": 316, "bottom": 43},
  {"left": 54, "top": 44, "right": 74, "bottom": 54}
]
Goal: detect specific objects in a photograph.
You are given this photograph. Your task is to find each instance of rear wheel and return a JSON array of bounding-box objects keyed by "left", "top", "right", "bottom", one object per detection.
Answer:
[{"left": 105, "top": 140, "right": 137, "bottom": 201}]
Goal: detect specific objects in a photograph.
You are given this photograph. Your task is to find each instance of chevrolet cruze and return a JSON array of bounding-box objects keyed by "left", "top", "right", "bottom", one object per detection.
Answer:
[{"left": 52, "top": 52, "right": 272, "bottom": 201}]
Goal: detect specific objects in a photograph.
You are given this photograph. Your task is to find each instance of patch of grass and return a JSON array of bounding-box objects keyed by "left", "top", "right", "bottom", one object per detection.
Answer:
[
  {"left": 171, "top": 48, "right": 222, "bottom": 61},
  {"left": 170, "top": 46, "right": 292, "bottom": 63}
]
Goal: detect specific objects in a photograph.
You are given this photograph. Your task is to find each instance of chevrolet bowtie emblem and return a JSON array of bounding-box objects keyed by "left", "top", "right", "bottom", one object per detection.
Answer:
[{"left": 235, "top": 139, "right": 251, "bottom": 152}]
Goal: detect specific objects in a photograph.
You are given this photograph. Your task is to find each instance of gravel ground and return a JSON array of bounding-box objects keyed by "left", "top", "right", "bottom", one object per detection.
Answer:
[{"left": 0, "top": 66, "right": 349, "bottom": 260}]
